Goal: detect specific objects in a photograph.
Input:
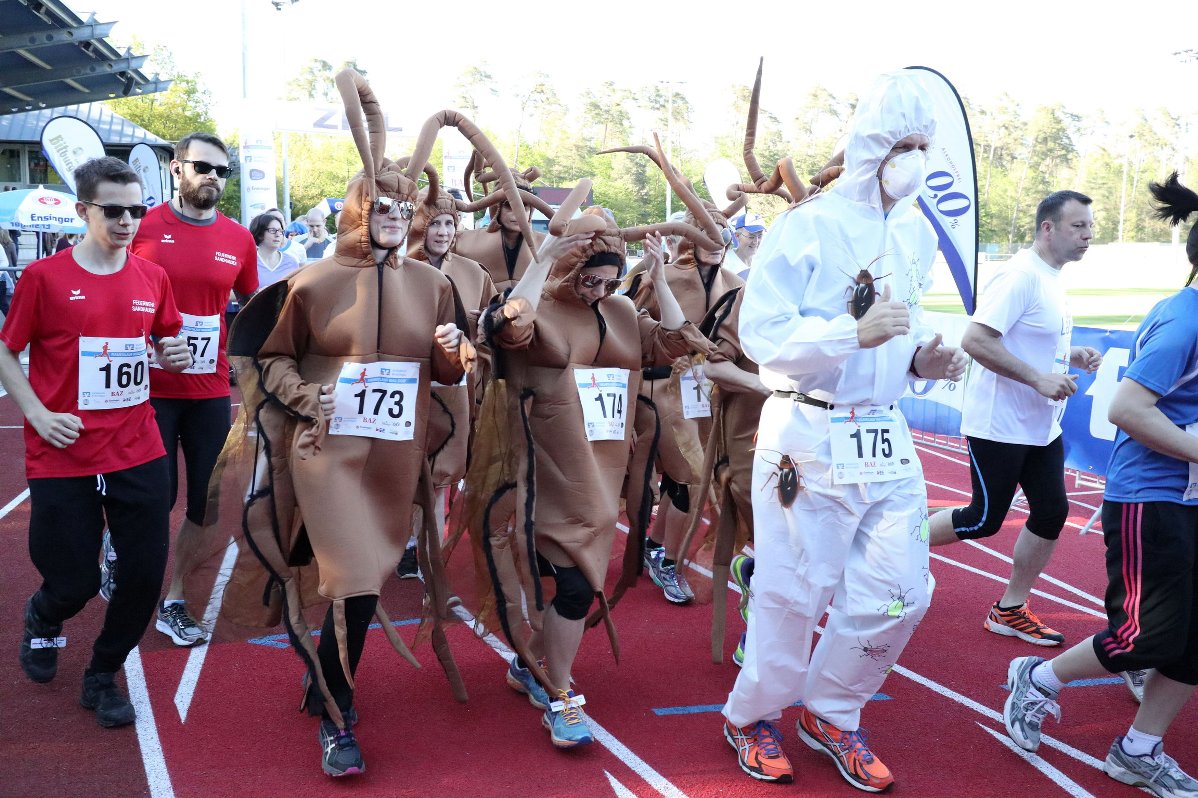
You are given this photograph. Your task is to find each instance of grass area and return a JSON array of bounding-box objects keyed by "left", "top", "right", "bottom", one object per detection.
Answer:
[{"left": 923, "top": 300, "right": 1147, "bottom": 329}]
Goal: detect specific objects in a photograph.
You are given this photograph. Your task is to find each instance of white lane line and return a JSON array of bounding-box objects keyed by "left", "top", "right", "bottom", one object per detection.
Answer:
[
  {"left": 451, "top": 604, "right": 691, "bottom": 798},
  {"left": 929, "top": 553, "right": 1106, "bottom": 618},
  {"left": 174, "top": 540, "right": 238, "bottom": 723},
  {"left": 962, "top": 540, "right": 1104, "bottom": 606},
  {"left": 126, "top": 647, "right": 176, "bottom": 798},
  {"left": 0, "top": 488, "right": 30, "bottom": 520},
  {"left": 977, "top": 723, "right": 1098, "bottom": 798},
  {"left": 605, "top": 770, "right": 641, "bottom": 798},
  {"left": 0, "top": 424, "right": 23, "bottom": 429}
]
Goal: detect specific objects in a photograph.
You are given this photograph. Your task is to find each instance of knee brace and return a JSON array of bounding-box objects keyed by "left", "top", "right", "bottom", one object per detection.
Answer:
[
  {"left": 550, "top": 565, "right": 595, "bottom": 621},
  {"left": 660, "top": 475, "right": 690, "bottom": 513}
]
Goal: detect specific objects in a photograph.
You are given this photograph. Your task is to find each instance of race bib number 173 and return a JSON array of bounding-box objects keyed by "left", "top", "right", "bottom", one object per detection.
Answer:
[{"left": 329, "top": 361, "right": 419, "bottom": 441}]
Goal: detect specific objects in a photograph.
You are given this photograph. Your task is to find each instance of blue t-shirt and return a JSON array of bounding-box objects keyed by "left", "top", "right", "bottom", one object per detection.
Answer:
[{"left": 1105, "top": 287, "right": 1198, "bottom": 504}]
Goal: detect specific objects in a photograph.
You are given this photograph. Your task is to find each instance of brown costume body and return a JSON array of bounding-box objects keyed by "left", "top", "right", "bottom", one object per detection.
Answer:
[
  {"left": 453, "top": 225, "right": 545, "bottom": 295},
  {"left": 257, "top": 204, "right": 464, "bottom": 599}
]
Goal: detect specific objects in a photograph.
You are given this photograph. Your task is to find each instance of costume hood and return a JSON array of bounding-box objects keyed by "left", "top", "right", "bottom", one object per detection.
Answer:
[
  {"left": 831, "top": 70, "right": 937, "bottom": 210},
  {"left": 407, "top": 179, "right": 460, "bottom": 264}
]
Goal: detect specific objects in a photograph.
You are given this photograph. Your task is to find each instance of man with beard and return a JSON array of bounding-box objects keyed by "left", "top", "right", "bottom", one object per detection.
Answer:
[{"left": 129, "top": 132, "right": 258, "bottom": 646}]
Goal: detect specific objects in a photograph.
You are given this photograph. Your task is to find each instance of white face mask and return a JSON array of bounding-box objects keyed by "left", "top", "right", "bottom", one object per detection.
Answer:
[{"left": 879, "top": 150, "right": 926, "bottom": 200}]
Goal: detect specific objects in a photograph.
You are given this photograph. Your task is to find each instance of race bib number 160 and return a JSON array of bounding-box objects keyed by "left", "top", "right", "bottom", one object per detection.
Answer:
[{"left": 78, "top": 336, "right": 149, "bottom": 409}]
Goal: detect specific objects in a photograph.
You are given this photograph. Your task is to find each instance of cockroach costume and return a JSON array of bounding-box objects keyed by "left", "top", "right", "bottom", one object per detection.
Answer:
[
  {"left": 452, "top": 162, "right": 550, "bottom": 294},
  {"left": 197, "top": 70, "right": 535, "bottom": 729},
  {"left": 459, "top": 185, "right": 715, "bottom": 677},
  {"left": 407, "top": 181, "right": 497, "bottom": 488}
]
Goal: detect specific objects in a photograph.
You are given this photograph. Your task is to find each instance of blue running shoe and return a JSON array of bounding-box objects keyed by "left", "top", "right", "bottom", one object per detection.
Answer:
[
  {"left": 506, "top": 658, "right": 550, "bottom": 709},
  {"left": 542, "top": 690, "right": 593, "bottom": 748}
]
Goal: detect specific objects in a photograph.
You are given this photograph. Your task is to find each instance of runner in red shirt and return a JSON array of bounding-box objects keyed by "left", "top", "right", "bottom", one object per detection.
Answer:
[
  {"left": 130, "top": 133, "right": 257, "bottom": 646},
  {"left": 0, "top": 157, "right": 192, "bottom": 727}
]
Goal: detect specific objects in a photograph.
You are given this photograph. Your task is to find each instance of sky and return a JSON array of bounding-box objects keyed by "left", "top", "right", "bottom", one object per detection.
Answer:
[{"left": 71, "top": 0, "right": 1198, "bottom": 147}]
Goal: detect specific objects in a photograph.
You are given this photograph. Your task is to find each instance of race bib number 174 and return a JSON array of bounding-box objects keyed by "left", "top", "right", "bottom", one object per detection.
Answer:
[{"left": 575, "top": 367, "right": 630, "bottom": 442}]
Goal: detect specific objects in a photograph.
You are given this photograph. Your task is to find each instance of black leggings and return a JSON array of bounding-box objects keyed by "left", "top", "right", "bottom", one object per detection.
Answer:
[
  {"left": 316, "top": 594, "right": 378, "bottom": 716},
  {"left": 28, "top": 457, "right": 170, "bottom": 673},
  {"left": 952, "top": 436, "right": 1069, "bottom": 541},
  {"left": 151, "top": 396, "right": 231, "bottom": 525}
]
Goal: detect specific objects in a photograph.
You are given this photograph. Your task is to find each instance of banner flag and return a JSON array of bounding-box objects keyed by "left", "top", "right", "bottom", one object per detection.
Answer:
[
  {"left": 40, "top": 116, "right": 106, "bottom": 194},
  {"left": 904, "top": 66, "right": 979, "bottom": 314},
  {"left": 128, "top": 143, "right": 164, "bottom": 207}
]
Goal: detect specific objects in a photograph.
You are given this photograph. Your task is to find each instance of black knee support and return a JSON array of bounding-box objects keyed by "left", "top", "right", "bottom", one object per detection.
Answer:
[
  {"left": 660, "top": 474, "right": 690, "bottom": 513},
  {"left": 550, "top": 565, "right": 594, "bottom": 621}
]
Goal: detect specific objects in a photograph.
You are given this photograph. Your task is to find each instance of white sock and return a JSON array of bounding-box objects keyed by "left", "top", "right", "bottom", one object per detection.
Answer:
[
  {"left": 1030, "top": 661, "right": 1065, "bottom": 694},
  {"left": 163, "top": 599, "right": 184, "bottom": 608},
  {"left": 1121, "top": 727, "right": 1162, "bottom": 757}
]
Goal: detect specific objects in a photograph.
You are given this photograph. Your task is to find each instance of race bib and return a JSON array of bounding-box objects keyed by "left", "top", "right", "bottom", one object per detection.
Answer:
[
  {"left": 329, "top": 361, "right": 419, "bottom": 441},
  {"left": 828, "top": 406, "right": 919, "bottom": 484},
  {"left": 78, "top": 336, "right": 149, "bottom": 409},
  {"left": 680, "top": 364, "right": 713, "bottom": 419},
  {"left": 1048, "top": 346, "right": 1070, "bottom": 413},
  {"left": 1184, "top": 423, "right": 1198, "bottom": 502},
  {"left": 575, "top": 367, "right": 630, "bottom": 442},
  {"left": 150, "top": 312, "right": 220, "bottom": 374}
]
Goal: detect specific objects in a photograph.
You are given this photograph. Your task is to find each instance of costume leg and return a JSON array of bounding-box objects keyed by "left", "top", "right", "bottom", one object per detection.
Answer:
[{"left": 316, "top": 594, "right": 377, "bottom": 715}]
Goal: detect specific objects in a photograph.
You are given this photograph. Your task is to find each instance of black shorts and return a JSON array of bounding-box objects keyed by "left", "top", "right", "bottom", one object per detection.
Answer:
[
  {"left": 951, "top": 436, "right": 1069, "bottom": 541},
  {"left": 1092, "top": 500, "right": 1198, "bottom": 685},
  {"left": 150, "top": 396, "right": 232, "bottom": 525}
]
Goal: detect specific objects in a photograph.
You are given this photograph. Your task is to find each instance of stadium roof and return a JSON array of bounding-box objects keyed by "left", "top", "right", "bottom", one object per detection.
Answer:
[
  {"left": 0, "top": 103, "right": 170, "bottom": 146},
  {"left": 0, "top": 0, "right": 172, "bottom": 116}
]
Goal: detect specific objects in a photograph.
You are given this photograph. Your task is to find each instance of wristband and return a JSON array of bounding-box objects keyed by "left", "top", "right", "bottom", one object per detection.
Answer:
[{"left": 910, "top": 345, "right": 924, "bottom": 379}]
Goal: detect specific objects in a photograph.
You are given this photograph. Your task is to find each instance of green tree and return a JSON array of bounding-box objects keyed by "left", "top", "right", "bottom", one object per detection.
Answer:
[
  {"left": 105, "top": 46, "right": 216, "bottom": 142},
  {"left": 285, "top": 58, "right": 367, "bottom": 103}
]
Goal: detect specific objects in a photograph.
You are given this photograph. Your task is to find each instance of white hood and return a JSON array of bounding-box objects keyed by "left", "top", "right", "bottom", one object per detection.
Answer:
[{"left": 832, "top": 70, "right": 938, "bottom": 210}]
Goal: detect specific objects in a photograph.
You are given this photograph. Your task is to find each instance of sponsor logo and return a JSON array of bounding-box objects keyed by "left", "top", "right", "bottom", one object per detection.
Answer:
[
  {"left": 69, "top": 289, "right": 86, "bottom": 301},
  {"left": 249, "top": 169, "right": 265, "bottom": 180},
  {"left": 131, "top": 299, "right": 156, "bottom": 313},
  {"left": 37, "top": 196, "right": 62, "bottom": 206},
  {"left": 160, "top": 234, "right": 174, "bottom": 244},
  {"left": 214, "top": 250, "right": 239, "bottom": 266}
]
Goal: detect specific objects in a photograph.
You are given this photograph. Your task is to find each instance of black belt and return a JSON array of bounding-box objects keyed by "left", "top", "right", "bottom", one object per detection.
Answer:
[
  {"left": 642, "top": 365, "right": 672, "bottom": 381},
  {"left": 772, "top": 390, "right": 832, "bottom": 410}
]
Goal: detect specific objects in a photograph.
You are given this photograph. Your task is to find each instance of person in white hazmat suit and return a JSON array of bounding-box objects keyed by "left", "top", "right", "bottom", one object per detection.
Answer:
[{"left": 720, "top": 70, "right": 967, "bottom": 791}]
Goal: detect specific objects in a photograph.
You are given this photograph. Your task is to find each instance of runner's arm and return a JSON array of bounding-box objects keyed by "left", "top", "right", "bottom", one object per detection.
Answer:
[
  {"left": 0, "top": 345, "right": 82, "bottom": 447},
  {"left": 962, "top": 322, "right": 1075, "bottom": 400},
  {"left": 1108, "top": 377, "right": 1198, "bottom": 464}
]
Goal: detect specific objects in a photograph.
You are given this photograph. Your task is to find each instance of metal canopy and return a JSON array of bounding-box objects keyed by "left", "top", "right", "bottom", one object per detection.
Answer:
[{"left": 0, "top": 0, "right": 172, "bottom": 115}]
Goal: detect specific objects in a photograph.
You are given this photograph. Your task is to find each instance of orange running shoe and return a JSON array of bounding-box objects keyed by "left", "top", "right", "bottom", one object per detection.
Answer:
[
  {"left": 984, "top": 601, "right": 1065, "bottom": 646},
  {"left": 796, "top": 707, "right": 894, "bottom": 793},
  {"left": 723, "top": 719, "right": 794, "bottom": 783}
]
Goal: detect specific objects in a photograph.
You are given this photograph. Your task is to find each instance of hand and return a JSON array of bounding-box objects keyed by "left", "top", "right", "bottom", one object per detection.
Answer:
[
  {"left": 435, "top": 323, "right": 463, "bottom": 354},
  {"left": 643, "top": 232, "right": 666, "bottom": 283},
  {"left": 855, "top": 284, "right": 910, "bottom": 349},
  {"left": 317, "top": 383, "right": 335, "bottom": 419},
  {"left": 1034, "top": 372, "right": 1078, "bottom": 401},
  {"left": 536, "top": 232, "right": 594, "bottom": 264},
  {"left": 157, "top": 336, "right": 193, "bottom": 372},
  {"left": 1071, "top": 345, "right": 1102, "bottom": 374},
  {"left": 914, "top": 334, "right": 967, "bottom": 382},
  {"left": 29, "top": 408, "right": 83, "bottom": 448}
]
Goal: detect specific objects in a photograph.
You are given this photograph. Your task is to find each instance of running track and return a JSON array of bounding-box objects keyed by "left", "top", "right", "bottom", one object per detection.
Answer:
[{"left": 2, "top": 387, "right": 1194, "bottom": 798}]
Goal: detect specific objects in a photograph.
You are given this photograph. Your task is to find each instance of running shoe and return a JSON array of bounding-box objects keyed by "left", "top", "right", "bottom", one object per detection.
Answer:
[
  {"left": 506, "top": 658, "right": 550, "bottom": 709},
  {"left": 985, "top": 601, "right": 1065, "bottom": 646},
  {"left": 1122, "top": 669, "right": 1149, "bottom": 704},
  {"left": 1003, "top": 656, "right": 1060, "bottom": 752},
  {"left": 796, "top": 706, "right": 893, "bottom": 792},
  {"left": 99, "top": 529, "right": 117, "bottom": 602},
  {"left": 642, "top": 540, "right": 663, "bottom": 571},
  {"left": 730, "top": 554, "right": 754, "bottom": 623},
  {"left": 733, "top": 632, "right": 746, "bottom": 667},
  {"left": 394, "top": 546, "right": 420, "bottom": 580},
  {"left": 20, "top": 595, "right": 63, "bottom": 683},
  {"left": 318, "top": 718, "right": 365, "bottom": 776},
  {"left": 723, "top": 719, "right": 793, "bottom": 783},
  {"left": 156, "top": 601, "right": 209, "bottom": 647},
  {"left": 80, "top": 670, "right": 136, "bottom": 728},
  {"left": 1104, "top": 738, "right": 1198, "bottom": 798},
  {"left": 542, "top": 689, "right": 593, "bottom": 748},
  {"left": 646, "top": 549, "right": 691, "bottom": 604},
  {"left": 675, "top": 565, "right": 696, "bottom": 601}
]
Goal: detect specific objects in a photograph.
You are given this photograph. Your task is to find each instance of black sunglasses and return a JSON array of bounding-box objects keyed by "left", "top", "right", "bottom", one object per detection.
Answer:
[
  {"left": 180, "top": 159, "right": 233, "bottom": 178},
  {"left": 81, "top": 200, "right": 148, "bottom": 219},
  {"left": 372, "top": 197, "right": 414, "bottom": 220},
  {"left": 577, "top": 273, "right": 622, "bottom": 294}
]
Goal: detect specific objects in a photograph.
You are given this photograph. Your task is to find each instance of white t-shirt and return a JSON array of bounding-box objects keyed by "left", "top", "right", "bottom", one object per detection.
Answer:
[{"left": 960, "top": 247, "right": 1071, "bottom": 446}]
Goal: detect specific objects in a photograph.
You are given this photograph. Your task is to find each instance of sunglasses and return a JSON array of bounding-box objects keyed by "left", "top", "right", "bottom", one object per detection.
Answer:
[
  {"left": 372, "top": 197, "right": 414, "bottom": 220},
  {"left": 577, "top": 273, "right": 622, "bottom": 294},
  {"left": 180, "top": 159, "right": 233, "bottom": 178},
  {"left": 82, "top": 200, "right": 148, "bottom": 219}
]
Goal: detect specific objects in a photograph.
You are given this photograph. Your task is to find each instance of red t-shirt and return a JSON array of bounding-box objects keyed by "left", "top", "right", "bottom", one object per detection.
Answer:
[
  {"left": 131, "top": 203, "right": 257, "bottom": 399},
  {"left": 0, "top": 249, "right": 183, "bottom": 479}
]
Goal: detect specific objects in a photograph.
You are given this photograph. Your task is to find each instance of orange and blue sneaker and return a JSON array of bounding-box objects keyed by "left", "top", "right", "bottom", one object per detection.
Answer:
[
  {"left": 985, "top": 600, "right": 1065, "bottom": 646},
  {"left": 724, "top": 719, "right": 793, "bottom": 783},
  {"left": 542, "top": 689, "right": 593, "bottom": 748},
  {"left": 796, "top": 706, "right": 894, "bottom": 793},
  {"left": 730, "top": 554, "right": 754, "bottom": 623}
]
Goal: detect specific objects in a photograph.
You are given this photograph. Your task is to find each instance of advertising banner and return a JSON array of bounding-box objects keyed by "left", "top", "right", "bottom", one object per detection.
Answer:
[{"left": 40, "top": 116, "right": 106, "bottom": 193}]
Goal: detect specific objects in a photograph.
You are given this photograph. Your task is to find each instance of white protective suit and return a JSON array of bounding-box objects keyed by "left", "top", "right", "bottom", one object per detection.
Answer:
[{"left": 723, "top": 71, "right": 939, "bottom": 732}]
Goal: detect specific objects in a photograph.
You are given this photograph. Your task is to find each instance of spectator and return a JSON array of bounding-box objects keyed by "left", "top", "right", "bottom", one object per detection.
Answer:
[
  {"left": 302, "top": 208, "right": 332, "bottom": 261},
  {"left": 251, "top": 212, "right": 302, "bottom": 290}
]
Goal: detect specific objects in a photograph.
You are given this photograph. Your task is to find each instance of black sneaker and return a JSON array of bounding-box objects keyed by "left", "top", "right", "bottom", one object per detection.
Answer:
[
  {"left": 80, "top": 670, "right": 136, "bottom": 727},
  {"left": 319, "top": 718, "right": 365, "bottom": 776},
  {"left": 395, "top": 546, "right": 421, "bottom": 580},
  {"left": 20, "top": 596, "right": 63, "bottom": 683}
]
